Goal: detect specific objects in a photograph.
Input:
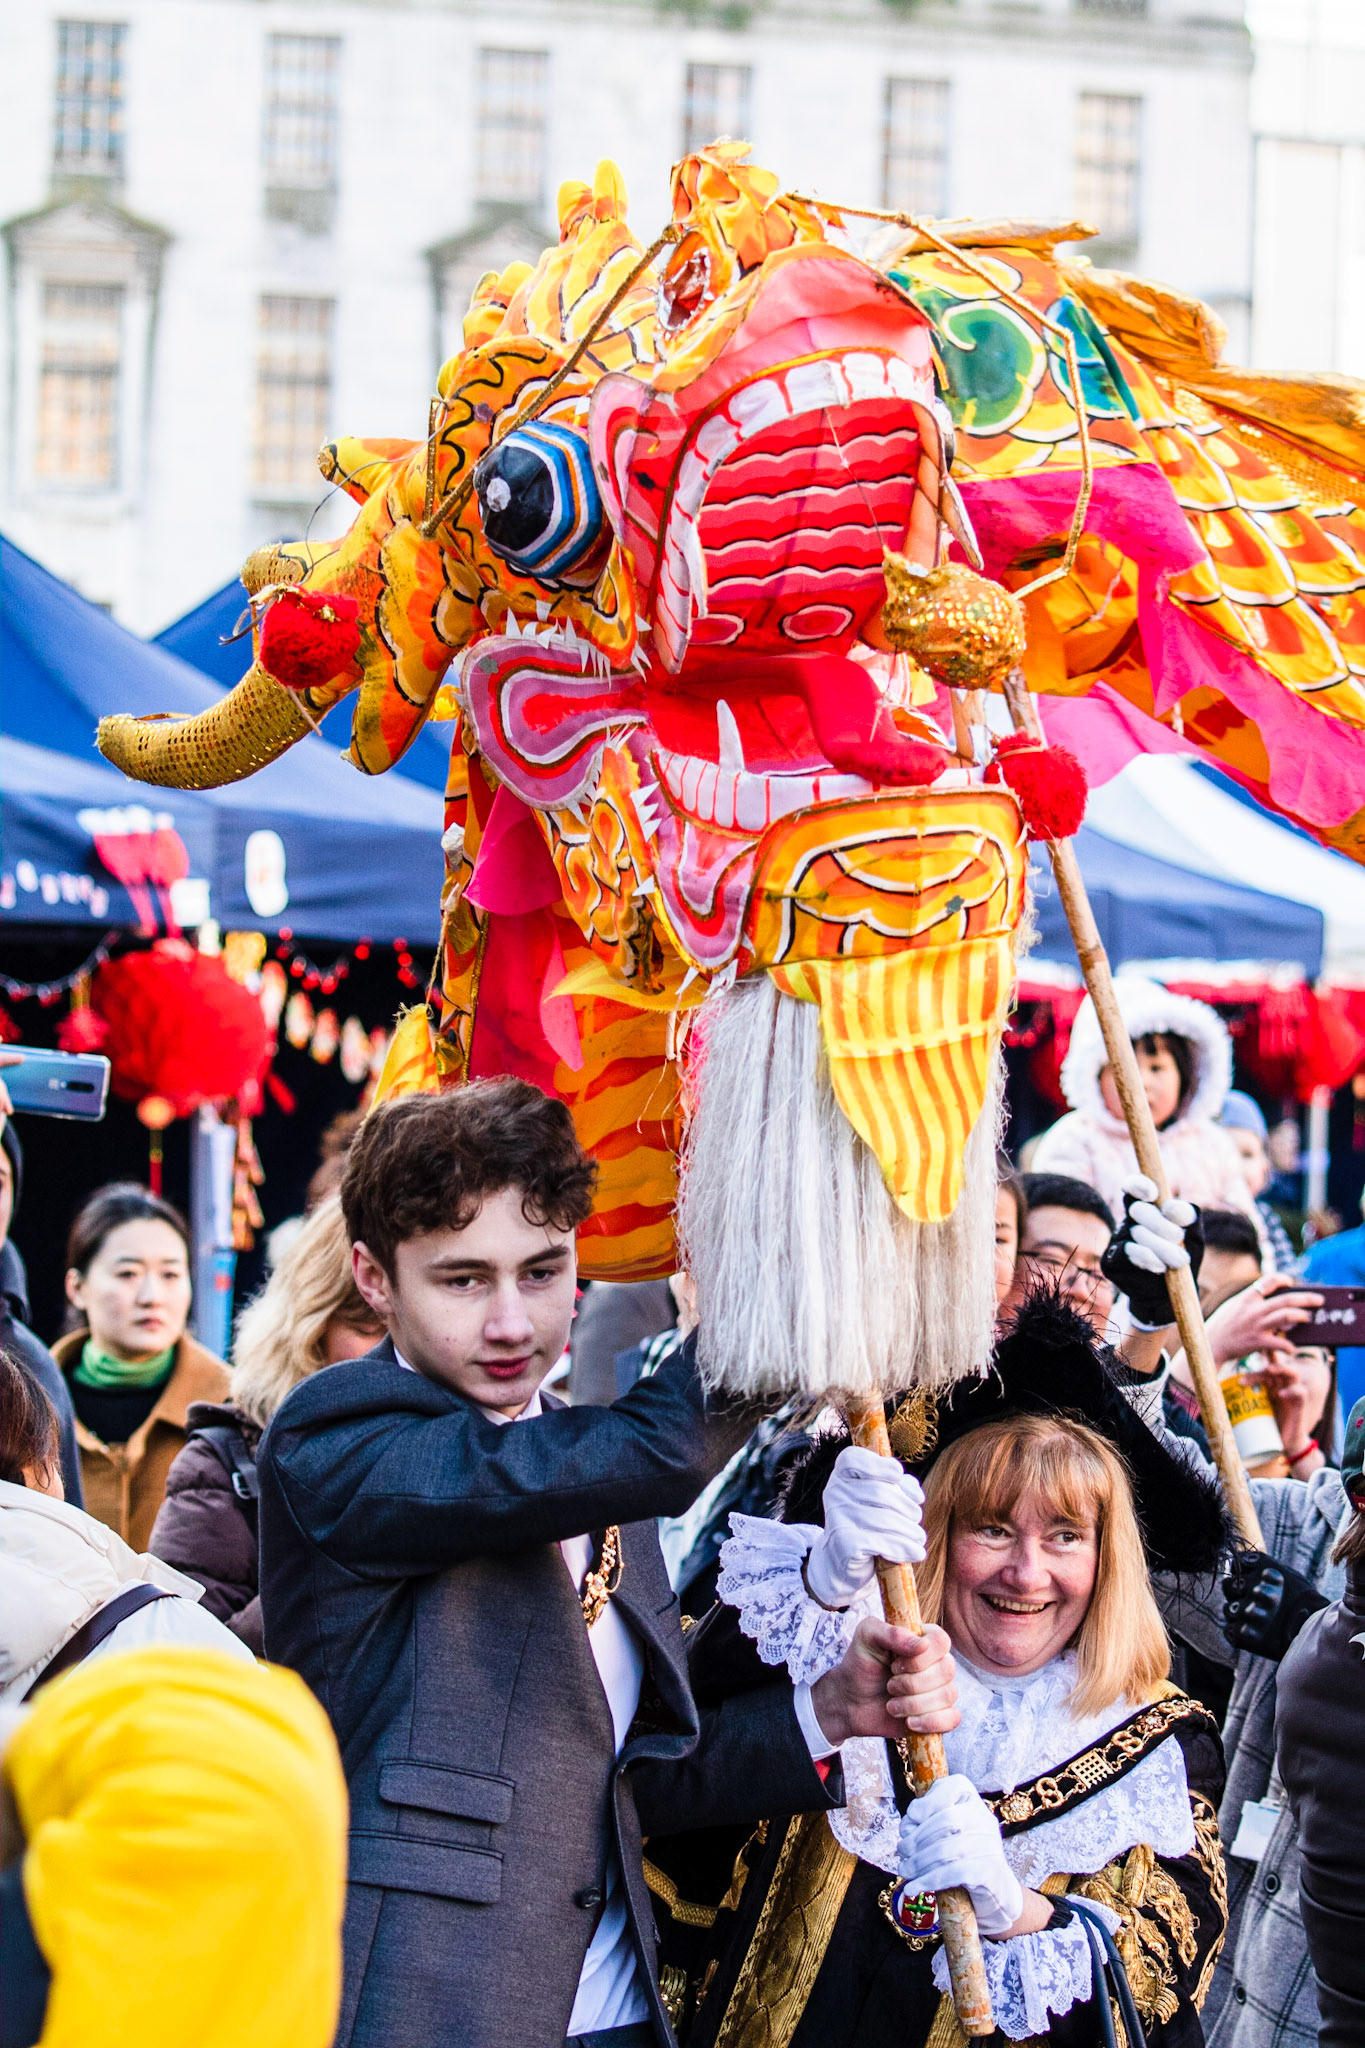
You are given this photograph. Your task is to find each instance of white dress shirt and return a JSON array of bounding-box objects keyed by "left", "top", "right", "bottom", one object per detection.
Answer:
[{"left": 395, "top": 1355, "right": 832, "bottom": 2036}]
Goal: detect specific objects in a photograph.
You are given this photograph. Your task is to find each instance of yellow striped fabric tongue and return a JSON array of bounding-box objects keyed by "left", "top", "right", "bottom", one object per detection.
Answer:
[{"left": 770, "top": 938, "right": 1013, "bottom": 1223}]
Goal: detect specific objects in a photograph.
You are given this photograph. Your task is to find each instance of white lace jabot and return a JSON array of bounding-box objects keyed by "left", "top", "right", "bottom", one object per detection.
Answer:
[{"left": 717, "top": 1513, "right": 1197, "bottom": 2041}]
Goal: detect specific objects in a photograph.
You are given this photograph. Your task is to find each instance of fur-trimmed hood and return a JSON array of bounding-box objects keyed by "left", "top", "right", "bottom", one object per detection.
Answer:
[{"left": 1058, "top": 976, "right": 1233, "bottom": 1127}]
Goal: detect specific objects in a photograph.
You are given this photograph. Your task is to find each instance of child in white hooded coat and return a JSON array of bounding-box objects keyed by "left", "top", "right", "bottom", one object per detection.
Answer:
[{"left": 1031, "top": 976, "right": 1257, "bottom": 1229}]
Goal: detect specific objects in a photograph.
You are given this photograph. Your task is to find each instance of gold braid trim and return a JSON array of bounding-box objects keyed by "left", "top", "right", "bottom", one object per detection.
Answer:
[
  {"left": 642, "top": 1860, "right": 720, "bottom": 1930},
  {"left": 1191, "top": 1793, "right": 1228, "bottom": 2010},
  {"left": 712, "top": 1815, "right": 858, "bottom": 2048},
  {"left": 986, "top": 1694, "right": 1215, "bottom": 1832}
]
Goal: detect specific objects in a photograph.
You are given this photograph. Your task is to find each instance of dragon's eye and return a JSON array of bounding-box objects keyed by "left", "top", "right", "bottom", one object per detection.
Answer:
[{"left": 473, "top": 422, "right": 607, "bottom": 585}]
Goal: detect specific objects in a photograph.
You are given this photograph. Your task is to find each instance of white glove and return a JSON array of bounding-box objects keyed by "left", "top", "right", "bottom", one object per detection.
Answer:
[
  {"left": 804, "top": 1445, "right": 925, "bottom": 1609},
  {"left": 1119, "top": 1174, "right": 1196, "bottom": 1274},
  {"left": 896, "top": 1775, "right": 1024, "bottom": 1937}
]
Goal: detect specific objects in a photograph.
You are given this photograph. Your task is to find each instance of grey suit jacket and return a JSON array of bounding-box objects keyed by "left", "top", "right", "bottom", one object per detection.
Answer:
[{"left": 258, "top": 1337, "right": 835, "bottom": 2048}]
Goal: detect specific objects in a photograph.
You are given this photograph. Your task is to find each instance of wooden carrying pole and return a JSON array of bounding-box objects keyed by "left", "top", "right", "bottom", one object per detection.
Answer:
[
  {"left": 1002, "top": 673, "right": 1264, "bottom": 1547},
  {"left": 844, "top": 1395, "right": 995, "bottom": 2036}
]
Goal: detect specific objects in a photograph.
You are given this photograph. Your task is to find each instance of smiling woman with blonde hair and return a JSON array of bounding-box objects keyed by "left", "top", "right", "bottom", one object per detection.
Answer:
[
  {"left": 646, "top": 1293, "right": 1232, "bottom": 2048},
  {"left": 915, "top": 1412, "right": 1171, "bottom": 1720},
  {"left": 149, "top": 1198, "right": 382, "bottom": 1653}
]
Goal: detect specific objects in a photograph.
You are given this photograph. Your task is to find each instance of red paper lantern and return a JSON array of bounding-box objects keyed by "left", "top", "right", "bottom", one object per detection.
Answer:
[
  {"left": 56, "top": 1005, "right": 111, "bottom": 1054},
  {"left": 90, "top": 940, "right": 272, "bottom": 1118}
]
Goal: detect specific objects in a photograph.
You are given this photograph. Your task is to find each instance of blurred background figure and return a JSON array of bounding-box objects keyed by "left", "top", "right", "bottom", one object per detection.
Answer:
[
  {"left": 54, "top": 1185, "right": 227, "bottom": 1548},
  {"left": 151, "top": 1197, "right": 382, "bottom": 1653},
  {"left": 1276, "top": 1397, "right": 1365, "bottom": 2048},
  {"left": 1220, "top": 1090, "right": 1296, "bottom": 1268},
  {"left": 1302, "top": 1186, "right": 1365, "bottom": 1420},
  {"left": 1031, "top": 979, "right": 1257, "bottom": 1225},
  {"left": 1015, "top": 1172, "right": 1116, "bottom": 1337},
  {"left": 0, "top": 1105, "right": 82, "bottom": 1508},
  {"left": 568, "top": 1277, "right": 678, "bottom": 1406},
  {"left": 1, "top": 1349, "right": 252, "bottom": 1707}
]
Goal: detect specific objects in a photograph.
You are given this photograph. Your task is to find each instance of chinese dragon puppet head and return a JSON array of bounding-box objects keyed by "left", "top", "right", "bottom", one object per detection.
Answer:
[{"left": 100, "top": 145, "right": 1365, "bottom": 1398}]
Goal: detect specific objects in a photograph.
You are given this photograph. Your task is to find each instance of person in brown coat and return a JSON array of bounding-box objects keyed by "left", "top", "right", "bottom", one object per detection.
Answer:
[
  {"left": 150, "top": 1197, "right": 381, "bottom": 1652},
  {"left": 54, "top": 1184, "right": 226, "bottom": 1550}
]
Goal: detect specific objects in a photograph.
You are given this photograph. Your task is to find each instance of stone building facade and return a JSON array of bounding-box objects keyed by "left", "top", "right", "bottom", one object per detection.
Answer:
[{"left": 0, "top": 0, "right": 1251, "bottom": 629}]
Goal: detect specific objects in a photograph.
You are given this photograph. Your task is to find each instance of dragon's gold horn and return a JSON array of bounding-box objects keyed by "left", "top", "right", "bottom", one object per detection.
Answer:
[{"left": 97, "top": 661, "right": 315, "bottom": 790}]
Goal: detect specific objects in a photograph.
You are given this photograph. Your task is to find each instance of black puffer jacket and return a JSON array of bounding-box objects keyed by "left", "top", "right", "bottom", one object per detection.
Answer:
[
  {"left": 149, "top": 1400, "right": 262, "bottom": 1655},
  {"left": 1277, "top": 1547, "right": 1365, "bottom": 2048}
]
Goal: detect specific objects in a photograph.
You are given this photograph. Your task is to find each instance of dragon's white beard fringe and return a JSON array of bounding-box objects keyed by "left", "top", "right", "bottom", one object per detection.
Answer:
[{"left": 678, "top": 975, "right": 1000, "bottom": 1400}]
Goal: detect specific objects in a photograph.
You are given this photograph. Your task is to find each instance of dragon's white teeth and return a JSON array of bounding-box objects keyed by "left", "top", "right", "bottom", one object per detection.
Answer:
[
  {"left": 657, "top": 749, "right": 873, "bottom": 830},
  {"left": 677, "top": 964, "right": 701, "bottom": 998},
  {"left": 630, "top": 786, "right": 663, "bottom": 838},
  {"left": 679, "top": 519, "right": 709, "bottom": 617},
  {"left": 715, "top": 699, "right": 745, "bottom": 773},
  {"left": 504, "top": 611, "right": 522, "bottom": 639}
]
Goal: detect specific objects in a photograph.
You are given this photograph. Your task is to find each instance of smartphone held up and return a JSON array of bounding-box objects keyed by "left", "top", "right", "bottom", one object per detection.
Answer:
[{"left": 0, "top": 1047, "right": 110, "bottom": 1121}]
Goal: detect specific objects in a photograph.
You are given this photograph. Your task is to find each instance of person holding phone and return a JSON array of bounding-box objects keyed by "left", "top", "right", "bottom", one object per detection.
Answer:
[
  {"left": 1303, "top": 1188, "right": 1365, "bottom": 1420},
  {"left": 53, "top": 1184, "right": 228, "bottom": 1549}
]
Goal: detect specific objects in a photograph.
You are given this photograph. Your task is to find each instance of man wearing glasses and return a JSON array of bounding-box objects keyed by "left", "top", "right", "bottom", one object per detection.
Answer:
[{"left": 1017, "top": 1172, "right": 1117, "bottom": 1337}]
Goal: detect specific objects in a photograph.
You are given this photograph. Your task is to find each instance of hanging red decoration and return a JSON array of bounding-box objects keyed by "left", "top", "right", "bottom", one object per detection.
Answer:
[
  {"left": 90, "top": 940, "right": 272, "bottom": 1118},
  {"left": 56, "top": 1006, "right": 111, "bottom": 1054},
  {"left": 985, "top": 734, "right": 1088, "bottom": 842},
  {"left": 259, "top": 588, "right": 361, "bottom": 693}
]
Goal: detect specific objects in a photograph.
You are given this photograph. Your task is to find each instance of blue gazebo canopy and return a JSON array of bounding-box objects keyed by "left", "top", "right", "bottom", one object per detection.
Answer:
[
  {"left": 1, "top": 536, "right": 444, "bottom": 942},
  {"left": 1031, "top": 823, "right": 1323, "bottom": 978}
]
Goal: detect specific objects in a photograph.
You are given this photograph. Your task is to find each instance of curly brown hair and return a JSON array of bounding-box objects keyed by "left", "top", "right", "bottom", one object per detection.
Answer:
[{"left": 340, "top": 1080, "right": 597, "bottom": 1274}]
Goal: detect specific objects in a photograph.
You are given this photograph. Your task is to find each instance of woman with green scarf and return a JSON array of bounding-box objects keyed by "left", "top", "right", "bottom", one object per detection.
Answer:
[{"left": 53, "top": 1185, "right": 228, "bottom": 1549}]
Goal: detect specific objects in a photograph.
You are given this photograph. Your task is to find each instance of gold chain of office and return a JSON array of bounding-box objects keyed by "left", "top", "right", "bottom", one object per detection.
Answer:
[{"left": 581, "top": 1526, "right": 624, "bottom": 1627}]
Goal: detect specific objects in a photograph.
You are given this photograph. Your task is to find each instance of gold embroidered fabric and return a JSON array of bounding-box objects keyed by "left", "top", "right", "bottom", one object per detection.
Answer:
[
  {"left": 1190, "top": 1794, "right": 1228, "bottom": 2011},
  {"left": 712, "top": 1815, "right": 858, "bottom": 2048}
]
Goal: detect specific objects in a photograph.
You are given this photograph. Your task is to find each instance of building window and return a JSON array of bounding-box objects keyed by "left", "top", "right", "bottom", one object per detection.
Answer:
[
  {"left": 35, "top": 282, "right": 123, "bottom": 485},
  {"left": 253, "top": 295, "right": 333, "bottom": 494},
  {"left": 53, "top": 20, "right": 126, "bottom": 179},
  {"left": 1076, "top": 92, "right": 1142, "bottom": 247},
  {"left": 475, "top": 48, "right": 549, "bottom": 206},
  {"left": 682, "top": 62, "right": 751, "bottom": 157},
  {"left": 882, "top": 78, "right": 950, "bottom": 217},
  {"left": 264, "top": 34, "right": 340, "bottom": 229},
  {"left": 1074, "top": 0, "right": 1148, "bottom": 14}
]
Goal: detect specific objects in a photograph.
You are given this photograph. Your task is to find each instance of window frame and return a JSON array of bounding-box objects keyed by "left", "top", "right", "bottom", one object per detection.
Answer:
[
  {"left": 52, "top": 19, "right": 127, "bottom": 181},
  {"left": 681, "top": 60, "right": 752, "bottom": 159},
  {"left": 1075, "top": 89, "right": 1143, "bottom": 250},
  {"left": 474, "top": 47, "right": 550, "bottom": 208},
  {"left": 881, "top": 75, "right": 951, "bottom": 219},
  {"left": 251, "top": 293, "right": 336, "bottom": 500}
]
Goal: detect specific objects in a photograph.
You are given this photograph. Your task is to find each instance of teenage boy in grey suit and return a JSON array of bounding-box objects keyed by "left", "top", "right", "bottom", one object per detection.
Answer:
[{"left": 258, "top": 1080, "right": 955, "bottom": 2048}]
